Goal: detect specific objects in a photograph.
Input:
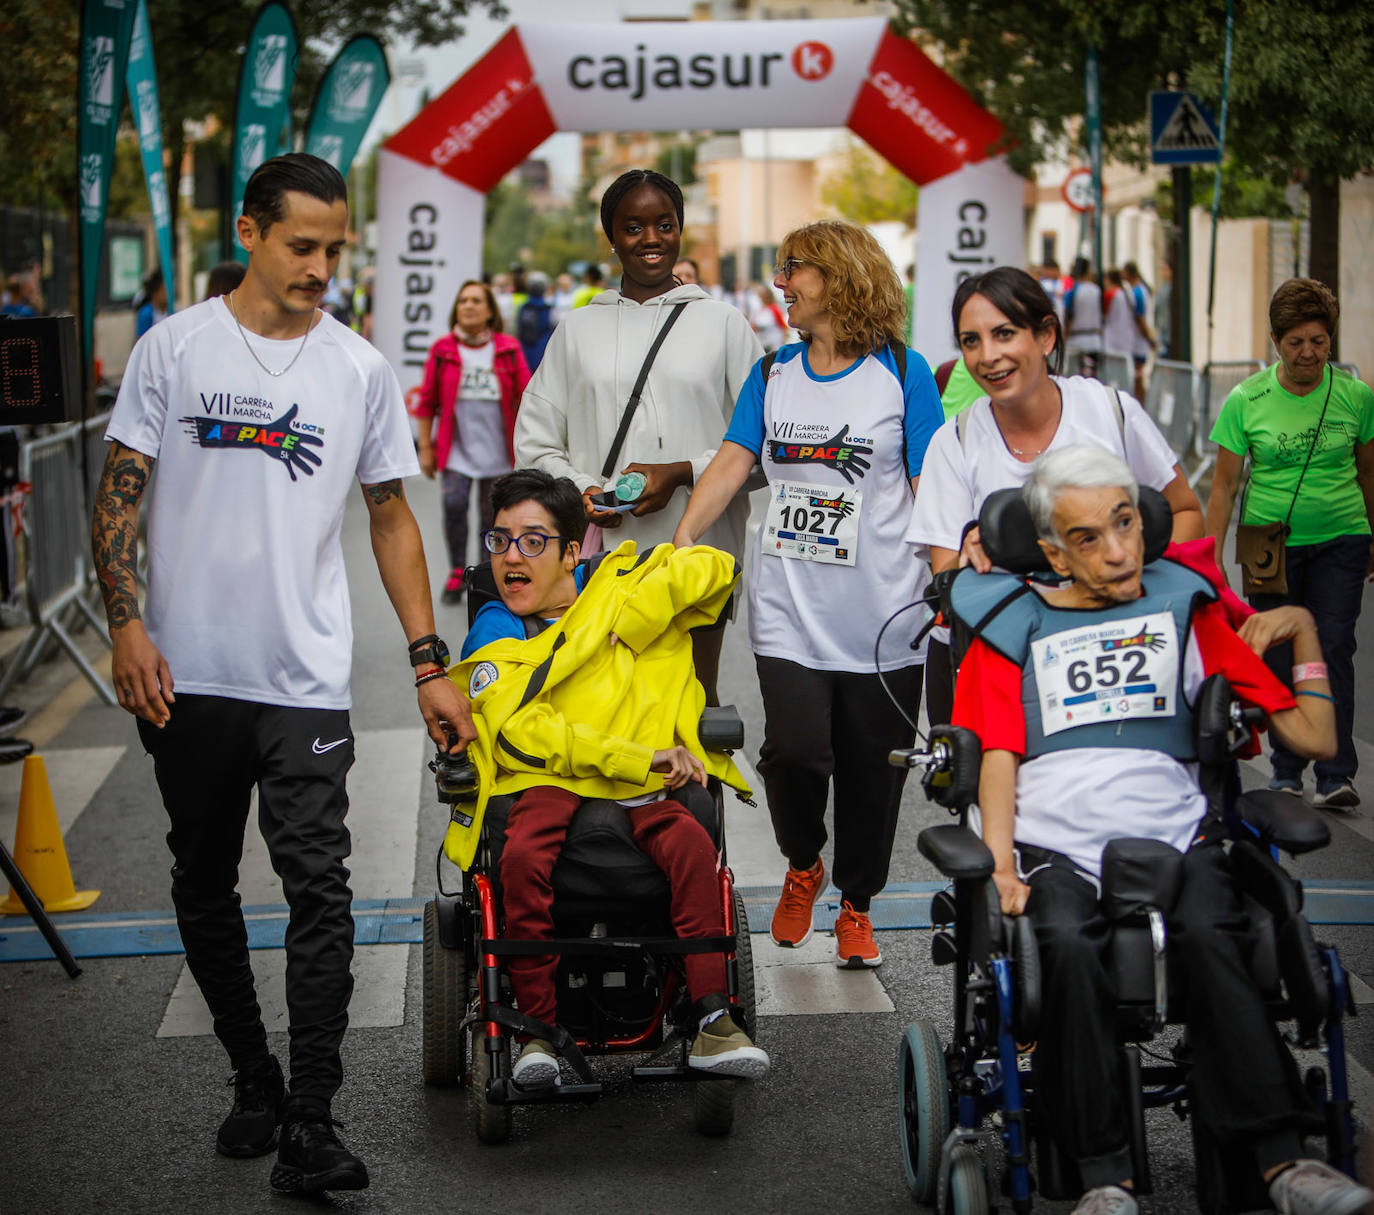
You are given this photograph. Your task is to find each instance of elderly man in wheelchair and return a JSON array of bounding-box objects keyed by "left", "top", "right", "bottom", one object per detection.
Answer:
[
  {"left": 443, "top": 469, "right": 767, "bottom": 1109},
  {"left": 904, "top": 445, "right": 1372, "bottom": 1215}
]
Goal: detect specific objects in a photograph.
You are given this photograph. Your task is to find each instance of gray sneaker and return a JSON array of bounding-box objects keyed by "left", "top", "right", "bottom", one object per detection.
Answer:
[
  {"left": 511, "top": 1038, "right": 560, "bottom": 1088},
  {"left": 1072, "top": 1186, "right": 1138, "bottom": 1215},
  {"left": 688, "top": 1014, "right": 770, "bottom": 1080},
  {"left": 1313, "top": 783, "right": 1360, "bottom": 811},
  {"left": 1269, "top": 1159, "right": 1374, "bottom": 1215}
]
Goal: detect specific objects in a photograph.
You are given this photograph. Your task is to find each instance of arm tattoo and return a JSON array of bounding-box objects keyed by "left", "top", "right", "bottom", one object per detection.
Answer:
[
  {"left": 91, "top": 442, "right": 152, "bottom": 629},
  {"left": 363, "top": 479, "right": 403, "bottom": 506}
]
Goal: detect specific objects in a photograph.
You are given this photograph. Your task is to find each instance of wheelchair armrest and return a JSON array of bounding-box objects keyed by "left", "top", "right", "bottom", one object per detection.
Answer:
[
  {"left": 1234, "top": 789, "right": 1331, "bottom": 856},
  {"left": 698, "top": 705, "right": 744, "bottom": 751},
  {"left": 918, "top": 823, "right": 994, "bottom": 880},
  {"left": 1100, "top": 838, "right": 1184, "bottom": 919}
]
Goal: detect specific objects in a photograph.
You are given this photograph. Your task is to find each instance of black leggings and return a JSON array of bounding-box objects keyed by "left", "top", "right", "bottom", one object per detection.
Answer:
[{"left": 754, "top": 656, "right": 921, "bottom": 911}]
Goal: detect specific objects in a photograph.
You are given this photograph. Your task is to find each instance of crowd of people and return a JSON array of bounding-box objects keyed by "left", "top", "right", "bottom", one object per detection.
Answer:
[{"left": 85, "top": 150, "right": 1374, "bottom": 1213}]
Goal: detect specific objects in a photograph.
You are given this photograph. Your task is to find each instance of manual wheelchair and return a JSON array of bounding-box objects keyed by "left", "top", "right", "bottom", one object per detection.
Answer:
[
  {"left": 420, "top": 557, "right": 757, "bottom": 1142},
  {"left": 891, "top": 487, "right": 1360, "bottom": 1213}
]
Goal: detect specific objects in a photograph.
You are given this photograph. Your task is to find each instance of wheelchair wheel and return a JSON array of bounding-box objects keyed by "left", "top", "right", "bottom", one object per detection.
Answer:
[
  {"left": 693, "top": 1075, "right": 736, "bottom": 1137},
  {"left": 470, "top": 1028, "right": 512, "bottom": 1144},
  {"left": 733, "top": 889, "right": 757, "bottom": 1031},
  {"left": 898, "top": 1019, "right": 950, "bottom": 1202},
  {"left": 422, "top": 899, "right": 467, "bottom": 1086},
  {"left": 945, "top": 1144, "right": 990, "bottom": 1215}
]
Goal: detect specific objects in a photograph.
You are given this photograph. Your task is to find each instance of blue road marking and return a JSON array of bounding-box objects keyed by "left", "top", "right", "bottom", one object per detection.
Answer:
[{"left": 5, "top": 882, "right": 1374, "bottom": 962}]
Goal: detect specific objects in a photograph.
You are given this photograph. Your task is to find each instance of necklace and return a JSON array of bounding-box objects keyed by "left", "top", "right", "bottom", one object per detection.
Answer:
[{"left": 227, "top": 291, "right": 315, "bottom": 377}]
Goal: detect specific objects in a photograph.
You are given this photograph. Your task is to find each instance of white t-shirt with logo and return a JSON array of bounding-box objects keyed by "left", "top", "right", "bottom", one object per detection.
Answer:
[
  {"left": 906, "top": 375, "right": 1180, "bottom": 558},
  {"left": 106, "top": 297, "right": 419, "bottom": 709},
  {"left": 444, "top": 341, "right": 511, "bottom": 479},
  {"left": 723, "top": 342, "right": 943, "bottom": 671}
]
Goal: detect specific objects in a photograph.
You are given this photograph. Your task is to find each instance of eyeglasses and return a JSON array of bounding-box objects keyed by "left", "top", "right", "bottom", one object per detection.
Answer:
[
  {"left": 774, "top": 258, "right": 810, "bottom": 281},
  {"left": 482, "top": 530, "right": 565, "bottom": 557}
]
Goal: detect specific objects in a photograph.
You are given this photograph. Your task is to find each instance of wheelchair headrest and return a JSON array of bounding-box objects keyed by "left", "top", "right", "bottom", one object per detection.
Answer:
[{"left": 979, "top": 484, "right": 1172, "bottom": 576}]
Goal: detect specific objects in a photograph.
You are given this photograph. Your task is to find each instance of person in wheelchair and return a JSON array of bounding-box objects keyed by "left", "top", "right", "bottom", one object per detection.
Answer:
[
  {"left": 950, "top": 445, "right": 1371, "bottom": 1215},
  {"left": 456, "top": 468, "right": 769, "bottom": 1088}
]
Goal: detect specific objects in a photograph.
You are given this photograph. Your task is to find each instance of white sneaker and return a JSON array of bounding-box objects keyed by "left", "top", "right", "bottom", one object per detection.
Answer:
[
  {"left": 511, "top": 1038, "right": 560, "bottom": 1088},
  {"left": 1313, "top": 783, "right": 1360, "bottom": 811},
  {"left": 1269, "top": 1159, "right": 1374, "bottom": 1215},
  {"left": 1073, "top": 1185, "right": 1138, "bottom": 1215}
]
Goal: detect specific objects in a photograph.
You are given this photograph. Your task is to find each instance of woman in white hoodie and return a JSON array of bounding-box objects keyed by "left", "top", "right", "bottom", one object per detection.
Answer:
[{"left": 514, "top": 169, "right": 763, "bottom": 699}]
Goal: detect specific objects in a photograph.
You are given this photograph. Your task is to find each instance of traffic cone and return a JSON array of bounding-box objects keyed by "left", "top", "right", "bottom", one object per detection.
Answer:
[{"left": 0, "top": 755, "right": 99, "bottom": 914}]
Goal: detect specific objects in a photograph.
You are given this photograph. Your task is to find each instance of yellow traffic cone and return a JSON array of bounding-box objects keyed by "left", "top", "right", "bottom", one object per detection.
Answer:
[{"left": 0, "top": 755, "right": 99, "bottom": 914}]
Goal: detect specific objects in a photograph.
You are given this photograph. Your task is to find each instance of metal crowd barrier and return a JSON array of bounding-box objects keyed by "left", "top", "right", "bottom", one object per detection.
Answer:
[
  {"left": 1189, "top": 360, "right": 1267, "bottom": 487},
  {"left": 0, "top": 414, "right": 117, "bottom": 705},
  {"left": 1142, "top": 359, "right": 1201, "bottom": 467},
  {"left": 1099, "top": 352, "right": 1134, "bottom": 395}
]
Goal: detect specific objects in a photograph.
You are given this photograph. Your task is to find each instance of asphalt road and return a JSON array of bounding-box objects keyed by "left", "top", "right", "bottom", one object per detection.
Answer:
[{"left": 2, "top": 475, "right": 1373, "bottom": 1214}]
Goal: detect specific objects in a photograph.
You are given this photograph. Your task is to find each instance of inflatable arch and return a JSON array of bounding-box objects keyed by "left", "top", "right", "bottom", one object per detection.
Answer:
[{"left": 374, "top": 18, "right": 1006, "bottom": 390}]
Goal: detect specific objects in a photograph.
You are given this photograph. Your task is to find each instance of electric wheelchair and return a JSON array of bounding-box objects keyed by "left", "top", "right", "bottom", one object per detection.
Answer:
[
  {"left": 420, "top": 555, "right": 757, "bottom": 1142},
  {"left": 890, "top": 487, "right": 1360, "bottom": 1213}
]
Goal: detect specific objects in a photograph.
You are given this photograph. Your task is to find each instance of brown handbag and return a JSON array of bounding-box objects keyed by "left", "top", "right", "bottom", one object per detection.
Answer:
[
  {"left": 1235, "top": 520, "right": 1290, "bottom": 596},
  {"left": 1233, "top": 371, "right": 1333, "bottom": 598}
]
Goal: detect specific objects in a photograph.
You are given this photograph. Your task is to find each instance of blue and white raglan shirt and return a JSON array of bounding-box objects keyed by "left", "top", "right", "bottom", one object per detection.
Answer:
[
  {"left": 724, "top": 342, "right": 942, "bottom": 672},
  {"left": 106, "top": 296, "right": 419, "bottom": 710}
]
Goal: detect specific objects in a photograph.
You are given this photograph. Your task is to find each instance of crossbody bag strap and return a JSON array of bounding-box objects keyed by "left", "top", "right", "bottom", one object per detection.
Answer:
[
  {"left": 1281, "top": 369, "right": 1335, "bottom": 528},
  {"left": 600, "top": 301, "right": 689, "bottom": 481}
]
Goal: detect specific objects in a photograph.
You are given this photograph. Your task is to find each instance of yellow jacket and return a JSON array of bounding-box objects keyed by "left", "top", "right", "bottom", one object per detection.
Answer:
[{"left": 442, "top": 541, "right": 751, "bottom": 870}]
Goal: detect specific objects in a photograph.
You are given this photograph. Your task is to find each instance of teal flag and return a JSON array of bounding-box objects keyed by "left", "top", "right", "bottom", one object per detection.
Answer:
[
  {"left": 126, "top": 0, "right": 175, "bottom": 313},
  {"left": 231, "top": 2, "right": 299, "bottom": 264},
  {"left": 78, "top": 0, "right": 138, "bottom": 366},
  {"left": 305, "top": 34, "right": 390, "bottom": 178}
]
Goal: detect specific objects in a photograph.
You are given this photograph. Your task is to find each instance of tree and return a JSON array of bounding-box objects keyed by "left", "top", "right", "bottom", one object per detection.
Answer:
[
  {"left": 819, "top": 139, "right": 919, "bottom": 227},
  {"left": 891, "top": 0, "right": 1374, "bottom": 292}
]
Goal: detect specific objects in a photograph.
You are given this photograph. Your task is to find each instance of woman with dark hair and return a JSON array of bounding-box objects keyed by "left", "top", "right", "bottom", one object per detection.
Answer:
[
  {"left": 135, "top": 267, "right": 168, "bottom": 336},
  {"left": 675, "top": 220, "right": 943, "bottom": 969},
  {"left": 1205, "top": 278, "right": 1374, "bottom": 809},
  {"left": 514, "top": 168, "right": 763, "bottom": 699},
  {"left": 415, "top": 279, "right": 531, "bottom": 604},
  {"left": 907, "top": 265, "right": 1201, "bottom": 726}
]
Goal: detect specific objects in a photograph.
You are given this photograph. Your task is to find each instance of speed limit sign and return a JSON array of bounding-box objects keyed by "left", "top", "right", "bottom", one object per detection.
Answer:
[{"left": 1062, "top": 168, "right": 1096, "bottom": 213}]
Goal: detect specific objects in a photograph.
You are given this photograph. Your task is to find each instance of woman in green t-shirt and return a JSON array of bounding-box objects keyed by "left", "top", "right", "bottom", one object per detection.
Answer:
[{"left": 1205, "top": 278, "right": 1374, "bottom": 809}]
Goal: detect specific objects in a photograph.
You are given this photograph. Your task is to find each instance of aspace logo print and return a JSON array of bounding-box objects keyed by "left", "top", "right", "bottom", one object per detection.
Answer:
[{"left": 180, "top": 404, "right": 324, "bottom": 482}]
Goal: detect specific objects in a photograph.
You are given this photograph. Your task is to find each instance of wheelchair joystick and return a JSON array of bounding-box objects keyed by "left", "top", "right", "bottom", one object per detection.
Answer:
[{"left": 430, "top": 746, "right": 478, "bottom": 828}]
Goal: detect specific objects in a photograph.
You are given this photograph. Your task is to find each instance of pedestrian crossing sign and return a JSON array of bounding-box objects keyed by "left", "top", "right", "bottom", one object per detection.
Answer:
[{"left": 1150, "top": 91, "right": 1221, "bottom": 164}]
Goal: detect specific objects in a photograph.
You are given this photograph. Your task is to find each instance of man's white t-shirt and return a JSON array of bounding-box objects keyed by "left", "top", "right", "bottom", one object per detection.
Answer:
[
  {"left": 905, "top": 376, "right": 1180, "bottom": 557},
  {"left": 106, "top": 297, "right": 419, "bottom": 710},
  {"left": 444, "top": 342, "right": 511, "bottom": 479}
]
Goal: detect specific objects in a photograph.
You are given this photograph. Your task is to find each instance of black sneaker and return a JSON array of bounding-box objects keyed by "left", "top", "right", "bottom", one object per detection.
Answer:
[
  {"left": 269, "top": 1116, "right": 369, "bottom": 1194},
  {"left": 216, "top": 1055, "right": 285, "bottom": 1158},
  {"left": 0, "top": 706, "right": 27, "bottom": 737}
]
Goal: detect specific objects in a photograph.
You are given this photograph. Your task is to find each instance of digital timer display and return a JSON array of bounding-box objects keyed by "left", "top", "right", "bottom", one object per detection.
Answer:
[{"left": 0, "top": 314, "right": 80, "bottom": 425}]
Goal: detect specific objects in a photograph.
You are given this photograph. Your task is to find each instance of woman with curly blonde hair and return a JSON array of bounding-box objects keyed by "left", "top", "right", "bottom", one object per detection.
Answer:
[{"left": 675, "top": 219, "right": 942, "bottom": 968}]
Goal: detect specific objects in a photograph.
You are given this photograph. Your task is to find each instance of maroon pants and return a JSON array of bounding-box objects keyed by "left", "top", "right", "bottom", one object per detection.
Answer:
[{"left": 499, "top": 786, "right": 727, "bottom": 1027}]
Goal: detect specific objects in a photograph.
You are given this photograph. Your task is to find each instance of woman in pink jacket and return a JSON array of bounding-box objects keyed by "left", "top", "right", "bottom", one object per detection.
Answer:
[{"left": 415, "top": 280, "right": 532, "bottom": 603}]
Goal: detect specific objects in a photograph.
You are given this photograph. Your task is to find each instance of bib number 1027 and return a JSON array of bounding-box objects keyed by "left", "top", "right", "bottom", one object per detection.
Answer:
[
  {"left": 778, "top": 504, "right": 842, "bottom": 536},
  {"left": 1066, "top": 650, "right": 1148, "bottom": 692}
]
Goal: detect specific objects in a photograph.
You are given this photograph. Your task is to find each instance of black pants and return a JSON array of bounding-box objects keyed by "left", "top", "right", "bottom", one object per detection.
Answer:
[
  {"left": 440, "top": 470, "right": 498, "bottom": 573},
  {"left": 754, "top": 656, "right": 921, "bottom": 911},
  {"left": 139, "top": 695, "right": 357, "bottom": 1107},
  {"left": 1024, "top": 841, "right": 1316, "bottom": 1190},
  {"left": 924, "top": 638, "right": 955, "bottom": 729}
]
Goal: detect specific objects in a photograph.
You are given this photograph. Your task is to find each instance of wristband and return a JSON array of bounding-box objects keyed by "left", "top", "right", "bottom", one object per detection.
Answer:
[
  {"left": 1296, "top": 689, "right": 1335, "bottom": 703},
  {"left": 415, "top": 669, "right": 448, "bottom": 688},
  {"left": 1292, "top": 663, "right": 1328, "bottom": 683}
]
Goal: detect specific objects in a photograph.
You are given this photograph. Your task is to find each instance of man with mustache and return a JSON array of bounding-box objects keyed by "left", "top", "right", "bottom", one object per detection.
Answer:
[{"left": 93, "top": 153, "right": 473, "bottom": 1196}]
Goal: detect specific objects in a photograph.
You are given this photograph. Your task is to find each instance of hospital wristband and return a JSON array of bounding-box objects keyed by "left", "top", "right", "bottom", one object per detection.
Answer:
[
  {"left": 1292, "top": 663, "right": 1328, "bottom": 683},
  {"left": 1296, "top": 690, "right": 1335, "bottom": 702},
  {"left": 415, "top": 669, "right": 448, "bottom": 688}
]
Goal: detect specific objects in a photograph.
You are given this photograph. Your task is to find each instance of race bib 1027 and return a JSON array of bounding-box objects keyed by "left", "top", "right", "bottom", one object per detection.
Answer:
[
  {"left": 1031, "top": 611, "right": 1179, "bottom": 736},
  {"left": 763, "top": 478, "right": 861, "bottom": 566}
]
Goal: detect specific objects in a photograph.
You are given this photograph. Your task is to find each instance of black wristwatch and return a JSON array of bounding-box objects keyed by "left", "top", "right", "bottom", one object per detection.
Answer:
[{"left": 408, "top": 634, "right": 450, "bottom": 669}]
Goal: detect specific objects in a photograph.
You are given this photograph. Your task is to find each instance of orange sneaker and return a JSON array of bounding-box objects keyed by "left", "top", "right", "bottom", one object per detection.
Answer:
[
  {"left": 770, "top": 859, "right": 826, "bottom": 947},
  {"left": 835, "top": 901, "right": 882, "bottom": 968}
]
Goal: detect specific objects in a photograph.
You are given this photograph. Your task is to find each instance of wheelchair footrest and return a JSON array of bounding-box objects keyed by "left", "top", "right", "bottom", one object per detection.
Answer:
[
  {"left": 631, "top": 1064, "right": 709, "bottom": 1082},
  {"left": 485, "top": 1078, "right": 602, "bottom": 1105}
]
